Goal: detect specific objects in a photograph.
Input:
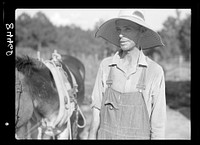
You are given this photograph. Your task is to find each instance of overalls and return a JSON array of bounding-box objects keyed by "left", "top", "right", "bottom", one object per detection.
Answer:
[{"left": 97, "top": 65, "right": 151, "bottom": 139}]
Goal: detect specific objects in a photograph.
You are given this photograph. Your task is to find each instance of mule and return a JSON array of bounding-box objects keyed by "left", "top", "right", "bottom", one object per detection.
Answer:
[{"left": 15, "top": 55, "right": 85, "bottom": 139}]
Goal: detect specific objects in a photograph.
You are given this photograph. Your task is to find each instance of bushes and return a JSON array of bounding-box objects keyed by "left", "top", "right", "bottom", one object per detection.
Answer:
[{"left": 165, "top": 80, "right": 190, "bottom": 109}]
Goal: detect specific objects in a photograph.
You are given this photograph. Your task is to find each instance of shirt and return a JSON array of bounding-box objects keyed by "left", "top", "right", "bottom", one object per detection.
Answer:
[{"left": 91, "top": 50, "right": 167, "bottom": 139}]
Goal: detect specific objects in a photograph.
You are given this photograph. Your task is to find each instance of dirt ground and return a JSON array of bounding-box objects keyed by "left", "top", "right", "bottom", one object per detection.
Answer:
[
  {"left": 165, "top": 106, "right": 190, "bottom": 139},
  {"left": 78, "top": 104, "right": 191, "bottom": 140}
]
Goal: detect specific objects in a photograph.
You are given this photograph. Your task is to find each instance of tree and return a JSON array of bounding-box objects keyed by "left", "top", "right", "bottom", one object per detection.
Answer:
[
  {"left": 158, "top": 16, "right": 182, "bottom": 60},
  {"left": 178, "top": 15, "right": 191, "bottom": 61},
  {"left": 15, "top": 11, "right": 57, "bottom": 50},
  {"left": 30, "top": 12, "right": 57, "bottom": 50},
  {"left": 15, "top": 13, "right": 34, "bottom": 47},
  {"left": 157, "top": 10, "right": 191, "bottom": 61}
]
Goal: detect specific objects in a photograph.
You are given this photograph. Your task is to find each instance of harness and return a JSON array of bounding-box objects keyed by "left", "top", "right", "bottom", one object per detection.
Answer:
[
  {"left": 38, "top": 50, "right": 86, "bottom": 139},
  {"left": 15, "top": 50, "right": 86, "bottom": 139}
]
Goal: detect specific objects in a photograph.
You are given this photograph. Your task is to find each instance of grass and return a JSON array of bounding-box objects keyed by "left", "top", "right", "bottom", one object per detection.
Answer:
[
  {"left": 159, "top": 57, "right": 191, "bottom": 81},
  {"left": 178, "top": 107, "right": 190, "bottom": 119}
]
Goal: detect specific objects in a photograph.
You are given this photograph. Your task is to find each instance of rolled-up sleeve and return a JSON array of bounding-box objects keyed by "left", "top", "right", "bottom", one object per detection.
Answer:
[
  {"left": 150, "top": 68, "right": 166, "bottom": 139},
  {"left": 90, "top": 62, "right": 104, "bottom": 110}
]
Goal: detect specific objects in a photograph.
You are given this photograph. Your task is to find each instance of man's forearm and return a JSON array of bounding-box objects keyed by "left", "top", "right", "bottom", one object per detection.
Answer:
[
  {"left": 88, "top": 107, "right": 100, "bottom": 139},
  {"left": 88, "top": 126, "right": 98, "bottom": 139}
]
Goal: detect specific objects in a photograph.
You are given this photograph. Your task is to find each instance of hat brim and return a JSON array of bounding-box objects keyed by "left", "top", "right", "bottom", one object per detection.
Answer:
[{"left": 95, "top": 17, "right": 165, "bottom": 49}]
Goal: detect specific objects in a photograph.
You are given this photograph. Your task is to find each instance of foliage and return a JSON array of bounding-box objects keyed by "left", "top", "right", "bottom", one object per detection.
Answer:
[
  {"left": 16, "top": 12, "right": 57, "bottom": 51},
  {"left": 15, "top": 10, "right": 191, "bottom": 62},
  {"left": 166, "top": 81, "right": 190, "bottom": 109},
  {"left": 157, "top": 10, "right": 191, "bottom": 61},
  {"left": 178, "top": 15, "right": 191, "bottom": 61}
]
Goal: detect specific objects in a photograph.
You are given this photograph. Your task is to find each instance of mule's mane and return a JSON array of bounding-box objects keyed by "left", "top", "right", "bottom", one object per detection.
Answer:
[
  {"left": 15, "top": 55, "right": 58, "bottom": 101},
  {"left": 16, "top": 55, "right": 47, "bottom": 77},
  {"left": 15, "top": 55, "right": 55, "bottom": 87}
]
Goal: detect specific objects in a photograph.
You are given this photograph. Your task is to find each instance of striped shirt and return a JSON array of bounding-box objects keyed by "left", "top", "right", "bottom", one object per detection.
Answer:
[{"left": 91, "top": 50, "right": 166, "bottom": 139}]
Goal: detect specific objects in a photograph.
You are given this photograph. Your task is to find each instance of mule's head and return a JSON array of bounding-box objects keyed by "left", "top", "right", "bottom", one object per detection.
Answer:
[
  {"left": 15, "top": 56, "right": 59, "bottom": 131},
  {"left": 15, "top": 69, "right": 34, "bottom": 129}
]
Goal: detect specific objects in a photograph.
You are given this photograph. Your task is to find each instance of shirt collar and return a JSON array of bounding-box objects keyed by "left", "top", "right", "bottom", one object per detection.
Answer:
[{"left": 109, "top": 49, "right": 148, "bottom": 67}]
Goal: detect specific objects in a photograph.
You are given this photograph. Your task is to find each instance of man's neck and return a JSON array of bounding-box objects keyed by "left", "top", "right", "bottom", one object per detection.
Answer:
[{"left": 121, "top": 47, "right": 140, "bottom": 66}]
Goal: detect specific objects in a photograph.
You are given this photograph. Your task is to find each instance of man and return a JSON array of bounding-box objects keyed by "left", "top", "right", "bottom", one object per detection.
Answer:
[{"left": 88, "top": 9, "right": 166, "bottom": 139}]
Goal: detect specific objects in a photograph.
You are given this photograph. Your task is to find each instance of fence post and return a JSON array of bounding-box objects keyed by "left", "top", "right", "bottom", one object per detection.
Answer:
[
  {"left": 178, "top": 55, "right": 183, "bottom": 81},
  {"left": 37, "top": 51, "right": 41, "bottom": 60}
]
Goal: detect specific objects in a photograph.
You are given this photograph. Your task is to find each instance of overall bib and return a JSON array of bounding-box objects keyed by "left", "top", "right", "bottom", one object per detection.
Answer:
[{"left": 98, "top": 65, "right": 151, "bottom": 139}]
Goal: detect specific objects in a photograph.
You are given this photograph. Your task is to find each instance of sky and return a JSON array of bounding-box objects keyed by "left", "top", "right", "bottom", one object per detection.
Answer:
[{"left": 15, "top": 9, "right": 191, "bottom": 31}]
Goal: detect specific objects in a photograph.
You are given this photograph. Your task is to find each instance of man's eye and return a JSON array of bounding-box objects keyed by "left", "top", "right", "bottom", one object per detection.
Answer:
[
  {"left": 116, "top": 28, "right": 121, "bottom": 32},
  {"left": 125, "top": 27, "right": 131, "bottom": 31}
]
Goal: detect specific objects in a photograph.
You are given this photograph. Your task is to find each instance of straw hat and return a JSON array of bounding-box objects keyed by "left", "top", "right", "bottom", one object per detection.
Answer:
[{"left": 95, "top": 9, "right": 165, "bottom": 49}]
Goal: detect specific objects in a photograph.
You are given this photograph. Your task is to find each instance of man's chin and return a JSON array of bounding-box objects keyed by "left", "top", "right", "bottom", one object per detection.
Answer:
[
  {"left": 120, "top": 46, "right": 134, "bottom": 51},
  {"left": 120, "top": 45, "right": 128, "bottom": 50}
]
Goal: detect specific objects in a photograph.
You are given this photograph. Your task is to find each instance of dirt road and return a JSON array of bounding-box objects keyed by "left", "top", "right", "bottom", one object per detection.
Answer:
[{"left": 165, "top": 106, "right": 190, "bottom": 139}]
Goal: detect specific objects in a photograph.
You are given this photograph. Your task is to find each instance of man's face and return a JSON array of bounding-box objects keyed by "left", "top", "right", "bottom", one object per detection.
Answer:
[{"left": 115, "top": 19, "right": 141, "bottom": 51}]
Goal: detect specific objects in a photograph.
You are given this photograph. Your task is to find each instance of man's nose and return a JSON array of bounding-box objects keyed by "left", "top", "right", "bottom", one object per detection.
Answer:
[{"left": 119, "top": 34, "right": 123, "bottom": 38}]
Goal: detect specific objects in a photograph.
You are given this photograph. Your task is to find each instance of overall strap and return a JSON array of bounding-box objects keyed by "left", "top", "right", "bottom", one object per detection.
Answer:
[
  {"left": 136, "top": 66, "right": 147, "bottom": 93},
  {"left": 106, "top": 64, "right": 116, "bottom": 87}
]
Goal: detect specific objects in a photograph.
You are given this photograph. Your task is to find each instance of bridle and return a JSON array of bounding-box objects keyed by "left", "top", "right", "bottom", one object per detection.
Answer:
[{"left": 15, "top": 70, "right": 23, "bottom": 130}]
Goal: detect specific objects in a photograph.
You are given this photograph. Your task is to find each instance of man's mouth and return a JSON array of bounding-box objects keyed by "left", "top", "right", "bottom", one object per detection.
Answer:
[{"left": 120, "top": 41, "right": 128, "bottom": 45}]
